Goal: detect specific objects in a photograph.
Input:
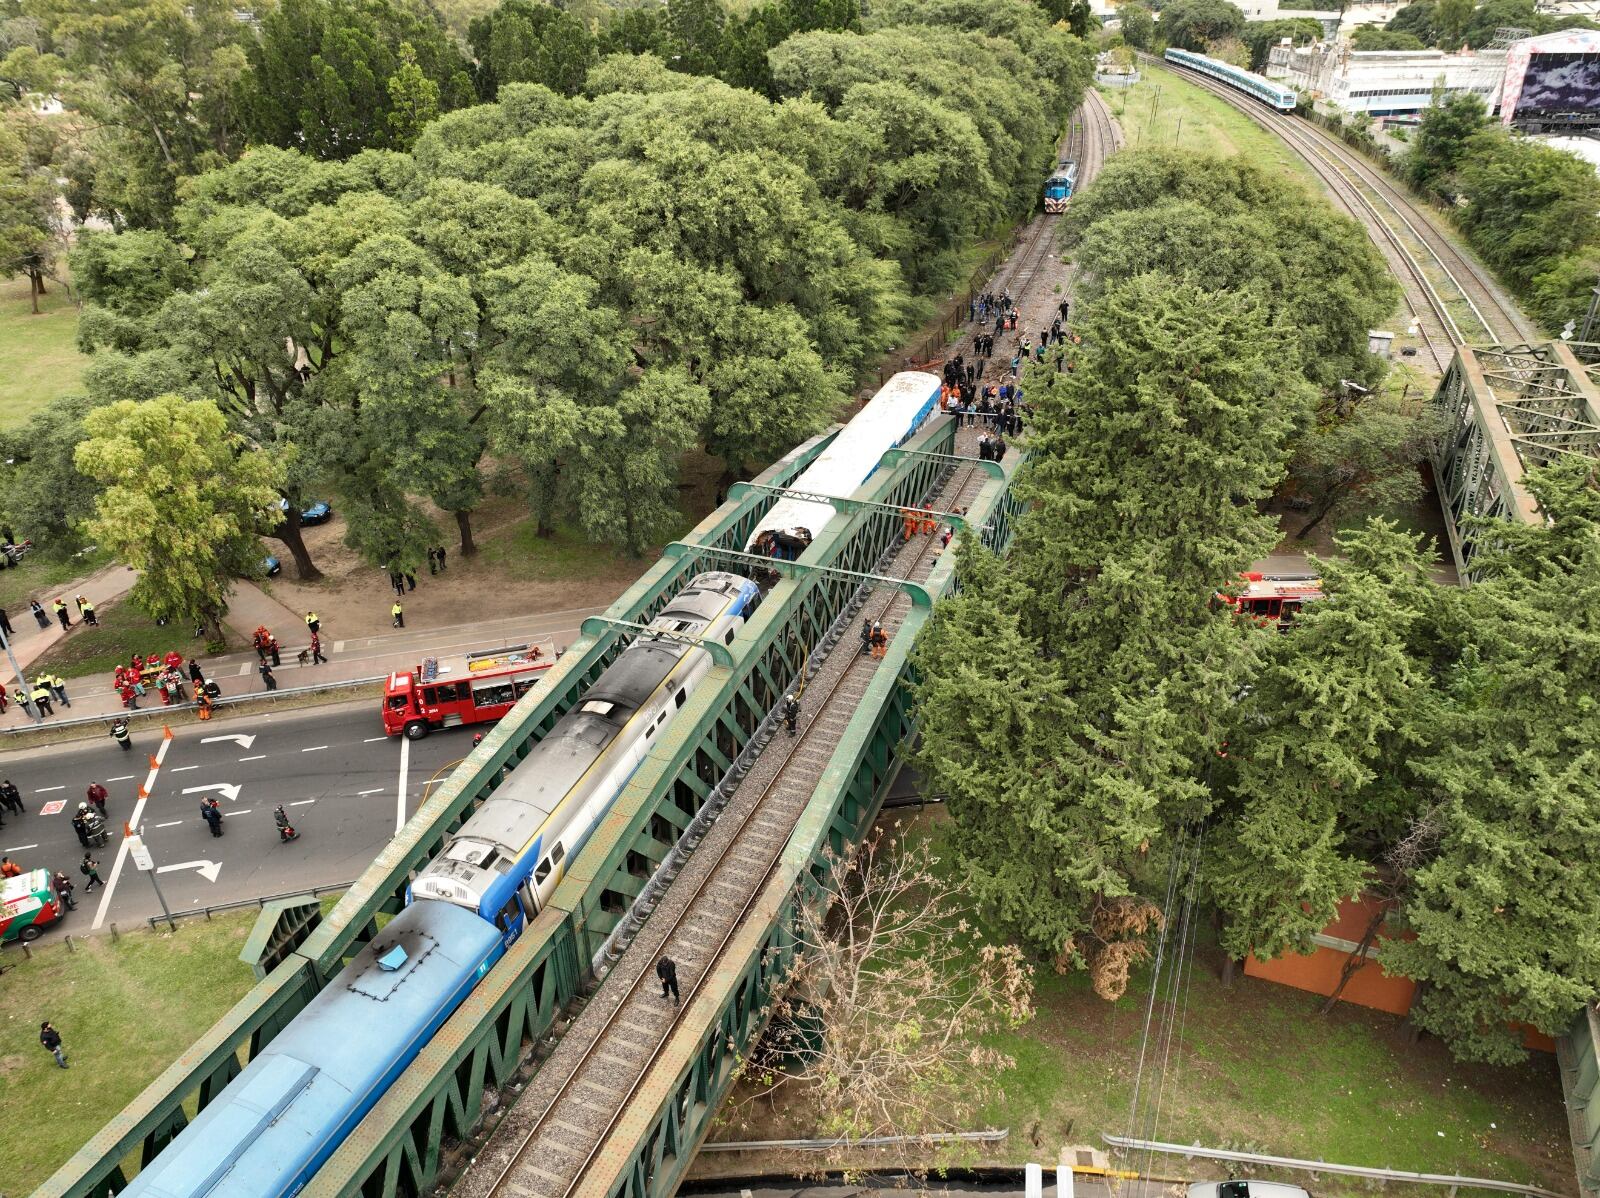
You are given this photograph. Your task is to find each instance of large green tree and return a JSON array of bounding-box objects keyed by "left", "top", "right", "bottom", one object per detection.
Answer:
[
  {"left": 75, "top": 395, "right": 282, "bottom": 636},
  {"left": 1157, "top": 0, "right": 1246, "bottom": 49},
  {"left": 1404, "top": 90, "right": 1488, "bottom": 200}
]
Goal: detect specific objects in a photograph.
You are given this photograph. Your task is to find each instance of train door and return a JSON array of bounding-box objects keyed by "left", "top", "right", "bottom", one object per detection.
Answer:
[
  {"left": 532, "top": 842, "right": 567, "bottom": 907},
  {"left": 493, "top": 894, "right": 524, "bottom": 947}
]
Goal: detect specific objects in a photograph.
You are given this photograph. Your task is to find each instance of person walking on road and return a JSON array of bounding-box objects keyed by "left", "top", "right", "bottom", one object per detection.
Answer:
[
  {"left": 30, "top": 599, "right": 49, "bottom": 630},
  {"left": 86, "top": 783, "right": 108, "bottom": 816},
  {"left": 53, "top": 871, "right": 76, "bottom": 910},
  {"left": 274, "top": 805, "right": 298, "bottom": 843},
  {"left": 80, "top": 854, "right": 103, "bottom": 891},
  {"left": 656, "top": 956, "right": 680, "bottom": 1006},
  {"left": 201, "top": 799, "right": 224, "bottom": 837},
  {"left": 310, "top": 631, "right": 327, "bottom": 664},
  {"left": 267, "top": 635, "right": 281, "bottom": 667},
  {"left": 111, "top": 719, "right": 131, "bottom": 751},
  {"left": 258, "top": 660, "right": 277, "bottom": 691},
  {"left": 0, "top": 779, "right": 23, "bottom": 815},
  {"left": 391, "top": 600, "right": 404, "bottom": 629},
  {"left": 40, "top": 1021, "right": 68, "bottom": 1069}
]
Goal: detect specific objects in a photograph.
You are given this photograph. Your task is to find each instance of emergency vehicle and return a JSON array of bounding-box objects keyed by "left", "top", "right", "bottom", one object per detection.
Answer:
[
  {"left": 382, "top": 645, "right": 553, "bottom": 739},
  {"left": 1, "top": 868, "right": 64, "bottom": 944},
  {"left": 1219, "top": 572, "right": 1323, "bottom": 629}
]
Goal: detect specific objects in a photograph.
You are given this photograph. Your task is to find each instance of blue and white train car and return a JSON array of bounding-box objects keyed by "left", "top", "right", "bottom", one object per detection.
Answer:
[
  {"left": 122, "top": 901, "right": 502, "bottom": 1198},
  {"left": 121, "top": 570, "right": 760, "bottom": 1198},
  {"left": 747, "top": 370, "right": 941, "bottom": 560},
  {"left": 1164, "top": 47, "right": 1298, "bottom": 112}
]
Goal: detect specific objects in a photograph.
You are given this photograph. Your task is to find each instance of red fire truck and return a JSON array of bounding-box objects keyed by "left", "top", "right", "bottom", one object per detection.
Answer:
[
  {"left": 1219, "top": 572, "right": 1324, "bottom": 629},
  {"left": 382, "top": 644, "right": 553, "bottom": 739}
]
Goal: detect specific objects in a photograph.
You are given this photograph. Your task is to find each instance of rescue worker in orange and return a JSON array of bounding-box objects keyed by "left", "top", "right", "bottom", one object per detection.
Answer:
[{"left": 901, "top": 508, "right": 918, "bottom": 542}]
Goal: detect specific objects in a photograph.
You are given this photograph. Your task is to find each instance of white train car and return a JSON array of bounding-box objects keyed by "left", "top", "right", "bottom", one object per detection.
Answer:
[
  {"left": 747, "top": 371, "right": 942, "bottom": 560},
  {"left": 1164, "top": 47, "right": 1298, "bottom": 112}
]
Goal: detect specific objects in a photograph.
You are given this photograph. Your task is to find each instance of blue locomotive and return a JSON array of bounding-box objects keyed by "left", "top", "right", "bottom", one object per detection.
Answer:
[
  {"left": 122, "top": 571, "right": 760, "bottom": 1198},
  {"left": 1044, "top": 159, "right": 1078, "bottom": 212}
]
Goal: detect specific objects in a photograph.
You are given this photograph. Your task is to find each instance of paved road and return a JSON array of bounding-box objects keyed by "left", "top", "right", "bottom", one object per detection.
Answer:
[{"left": 0, "top": 699, "right": 472, "bottom": 940}]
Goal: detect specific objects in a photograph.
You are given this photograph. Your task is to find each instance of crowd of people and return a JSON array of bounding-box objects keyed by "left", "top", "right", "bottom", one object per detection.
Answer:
[{"left": 940, "top": 293, "right": 1074, "bottom": 450}]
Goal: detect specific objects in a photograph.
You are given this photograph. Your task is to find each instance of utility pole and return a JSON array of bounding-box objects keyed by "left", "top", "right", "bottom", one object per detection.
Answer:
[{"left": 0, "top": 625, "right": 40, "bottom": 721}]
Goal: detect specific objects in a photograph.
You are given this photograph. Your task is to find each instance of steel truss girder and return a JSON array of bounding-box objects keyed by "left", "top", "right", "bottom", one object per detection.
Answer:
[
  {"left": 576, "top": 615, "right": 738, "bottom": 668},
  {"left": 662, "top": 542, "right": 934, "bottom": 609},
  {"left": 726, "top": 480, "right": 977, "bottom": 528}
]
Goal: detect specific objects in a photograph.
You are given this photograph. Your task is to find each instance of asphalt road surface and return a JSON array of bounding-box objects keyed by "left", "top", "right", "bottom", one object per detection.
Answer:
[{"left": 0, "top": 698, "right": 470, "bottom": 940}]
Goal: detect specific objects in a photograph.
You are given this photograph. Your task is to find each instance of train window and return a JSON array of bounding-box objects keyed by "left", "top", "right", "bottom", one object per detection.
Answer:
[
  {"left": 724, "top": 629, "right": 735, "bottom": 645},
  {"left": 675, "top": 689, "right": 686, "bottom": 708},
  {"left": 645, "top": 722, "right": 654, "bottom": 738},
  {"left": 534, "top": 856, "right": 553, "bottom": 884},
  {"left": 551, "top": 843, "right": 565, "bottom": 866},
  {"left": 495, "top": 898, "right": 520, "bottom": 933}
]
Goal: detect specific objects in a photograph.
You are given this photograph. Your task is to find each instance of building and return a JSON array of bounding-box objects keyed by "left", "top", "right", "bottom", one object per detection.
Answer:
[
  {"left": 1267, "top": 40, "right": 1506, "bottom": 115},
  {"left": 1500, "top": 27, "right": 1600, "bottom": 129}
]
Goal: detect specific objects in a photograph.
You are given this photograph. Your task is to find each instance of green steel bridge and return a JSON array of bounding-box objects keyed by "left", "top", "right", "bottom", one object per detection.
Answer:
[{"left": 44, "top": 410, "right": 1021, "bottom": 1198}]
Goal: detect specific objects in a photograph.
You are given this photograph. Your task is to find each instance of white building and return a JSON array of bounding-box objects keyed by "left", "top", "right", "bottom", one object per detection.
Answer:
[{"left": 1266, "top": 41, "right": 1506, "bottom": 115}]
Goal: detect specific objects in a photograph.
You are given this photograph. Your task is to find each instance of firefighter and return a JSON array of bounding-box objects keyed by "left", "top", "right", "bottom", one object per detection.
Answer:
[
  {"left": 782, "top": 694, "right": 800, "bottom": 737},
  {"left": 871, "top": 622, "right": 888, "bottom": 659},
  {"left": 110, "top": 720, "right": 131, "bottom": 751},
  {"left": 919, "top": 504, "right": 937, "bottom": 535},
  {"left": 901, "top": 507, "right": 918, "bottom": 542}
]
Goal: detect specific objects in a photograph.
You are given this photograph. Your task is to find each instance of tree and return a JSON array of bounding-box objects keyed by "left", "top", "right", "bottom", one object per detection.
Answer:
[
  {"left": 1157, "top": 0, "right": 1246, "bottom": 50},
  {"left": 1430, "top": 0, "right": 1473, "bottom": 47},
  {"left": 469, "top": 0, "right": 596, "bottom": 99},
  {"left": 243, "top": 0, "right": 473, "bottom": 159},
  {"left": 1350, "top": 25, "right": 1425, "bottom": 49},
  {"left": 1119, "top": 2, "right": 1155, "bottom": 49},
  {"left": 1404, "top": 89, "right": 1488, "bottom": 199},
  {"left": 74, "top": 395, "right": 282, "bottom": 637},
  {"left": 0, "top": 108, "right": 62, "bottom": 311},
  {"left": 1240, "top": 17, "right": 1324, "bottom": 69},
  {"left": 732, "top": 829, "right": 1034, "bottom": 1160},
  {"left": 0, "top": 393, "right": 104, "bottom": 558},
  {"left": 1285, "top": 383, "right": 1448, "bottom": 541},
  {"left": 1387, "top": 0, "right": 1437, "bottom": 44},
  {"left": 1456, "top": 125, "right": 1600, "bottom": 290}
]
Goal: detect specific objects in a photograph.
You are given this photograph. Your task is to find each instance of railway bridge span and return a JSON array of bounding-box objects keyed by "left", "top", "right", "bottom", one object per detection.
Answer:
[{"left": 42, "top": 409, "right": 1021, "bottom": 1198}]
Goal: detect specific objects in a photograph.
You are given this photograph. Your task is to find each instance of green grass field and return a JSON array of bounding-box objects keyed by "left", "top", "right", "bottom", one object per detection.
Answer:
[
  {"left": 1103, "top": 74, "right": 1322, "bottom": 193},
  {"left": 0, "top": 274, "right": 87, "bottom": 431},
  {"left": 24, "top": 596, "right": 207, "bottom": 682},
  {"left": 0, "top": 913, "right": 261, "bottom": 1193},
  {"left": 0, "top": 550, "right": 111, "bottom": 615}
]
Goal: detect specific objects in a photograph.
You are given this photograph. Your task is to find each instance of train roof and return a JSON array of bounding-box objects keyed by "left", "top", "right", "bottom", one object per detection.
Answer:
[{"left": 124, "top": 902, "right": 499, "bottom": 1198}]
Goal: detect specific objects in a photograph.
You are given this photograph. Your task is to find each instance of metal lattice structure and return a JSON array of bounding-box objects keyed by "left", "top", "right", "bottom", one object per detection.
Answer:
[
  {"left": 1430, "top": 341, "right": 1600, "bottom": 575},
  {"left": 42, "top": 414, "right": 1024, "bottom": 1198}
]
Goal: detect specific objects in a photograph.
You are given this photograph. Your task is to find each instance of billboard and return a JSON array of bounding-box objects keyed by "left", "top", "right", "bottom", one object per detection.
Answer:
[{"left": 1502, "top": 30, "right": 1600, "bottom": 125}]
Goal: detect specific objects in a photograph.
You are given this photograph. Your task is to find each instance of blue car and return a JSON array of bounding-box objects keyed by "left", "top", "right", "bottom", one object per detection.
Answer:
[
  {"left": 262, "top": 555, "right": 282, "bottom": 578},
  {"left": 276, "top": 498, "right": 333, "bottom": 526}
]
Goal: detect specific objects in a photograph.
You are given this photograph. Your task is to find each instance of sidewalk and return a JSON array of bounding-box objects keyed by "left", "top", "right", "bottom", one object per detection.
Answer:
[
  {"left": 0, "top": 603, "right": 604, "bottom": 730},
  {"left": 0, "top": 561, "right": 139, "bottom": 688}
]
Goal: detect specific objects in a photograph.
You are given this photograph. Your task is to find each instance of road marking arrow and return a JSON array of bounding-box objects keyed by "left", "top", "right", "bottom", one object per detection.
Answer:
[
  {"left": 201, "top": 733, "right": 256, "bottom": 749},
  {"left": 157, "top": 859, "right": 222, "bottom": 883},
  {"left": 182, "top": 783, "right": 241, "bottom": 802}
]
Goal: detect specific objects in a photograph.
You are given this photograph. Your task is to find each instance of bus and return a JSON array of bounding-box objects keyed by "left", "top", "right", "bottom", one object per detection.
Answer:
[{"left": 382, "top": 644, "right": 554, "bottom": 739}]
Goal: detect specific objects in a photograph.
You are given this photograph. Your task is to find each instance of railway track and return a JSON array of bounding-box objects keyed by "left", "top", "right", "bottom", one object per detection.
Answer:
[
  {"left": 1148, "top": 55, "right": 1538, "bottom": 370},
  {"left": 457, "top": 437, "right": 995, "bottom": 1198}
]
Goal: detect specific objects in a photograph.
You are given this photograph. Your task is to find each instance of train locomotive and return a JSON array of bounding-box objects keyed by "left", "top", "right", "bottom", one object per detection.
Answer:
[
  {"left": 747, "top": 370, "right": 942, "bottom": 563},
  {"left": 122, "top": 571, "right": 760, "bottom": 1198},
  {"left": 1044, "top": 159, "right": 1078, "bottom": 212},
  {"left": 1164, "top": 47, "right": 1298, "bottom": 112}
]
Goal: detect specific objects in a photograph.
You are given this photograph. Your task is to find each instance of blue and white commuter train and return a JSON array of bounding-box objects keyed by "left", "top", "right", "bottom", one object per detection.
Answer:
[
  {"left": 121, "top": 571, "right": 760, "bottom": 1198},
  {"left": 1164, "top": 47, "right": 1298, "bottom": 112},
  {"left": 747, "top": 370, "right": 942, "bottom": 561}
]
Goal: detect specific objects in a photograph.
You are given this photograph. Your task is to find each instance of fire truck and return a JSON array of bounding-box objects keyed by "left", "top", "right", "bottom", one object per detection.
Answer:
[
  {"left": 1219, "top": 572, "right": 1323, "bottom": 629},
  {"left": 382, "top": 644, "right": 553, "bottom": 739}
]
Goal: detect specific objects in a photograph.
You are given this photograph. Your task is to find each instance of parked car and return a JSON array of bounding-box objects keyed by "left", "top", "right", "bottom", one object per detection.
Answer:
[
  {"left": 263, "top": 555, "right": 282, "bottom": 578},
  {"left": 276, "top": 498, "right": 334, "bottom": 526},
  {"left": 1189, "top": 1183, "right": 1312, "bottom": 1198}
]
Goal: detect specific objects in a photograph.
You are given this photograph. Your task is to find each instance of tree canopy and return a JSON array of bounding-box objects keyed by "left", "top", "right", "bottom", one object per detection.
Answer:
[{"left": 1157, "top": 0, "right": 1246, "bottom": 50}]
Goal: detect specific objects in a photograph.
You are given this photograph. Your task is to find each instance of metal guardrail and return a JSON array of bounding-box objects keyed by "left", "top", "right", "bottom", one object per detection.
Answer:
[
  {"left": 700, "top": 1130, "right": 1010, "bottom": 1153},
  {"left": 143, "top": 880, "right": 356, "bottom": 930},
  {"left": 0, "top": 675, "right": 386, "bottom": 740},
  {"left": 1102, "top": 1134, "right": 1570, "bottom": 1198}
]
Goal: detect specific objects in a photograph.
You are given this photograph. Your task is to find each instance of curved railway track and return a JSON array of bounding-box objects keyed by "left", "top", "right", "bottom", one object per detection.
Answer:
[
  {"left": 1148, "top": 55, "right": 1538, "bottom": 370},
  {"left": 462, "top": 446, "right": 994, "bottom": 1198}
]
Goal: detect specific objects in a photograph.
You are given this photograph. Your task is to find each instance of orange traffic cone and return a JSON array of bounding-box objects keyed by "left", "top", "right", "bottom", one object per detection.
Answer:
[
  {"left": 163, "top": 725, "right": 174, "bottom": 739},
  {"left": 148, "top": 754, "right": 160, "bottom": 769}
]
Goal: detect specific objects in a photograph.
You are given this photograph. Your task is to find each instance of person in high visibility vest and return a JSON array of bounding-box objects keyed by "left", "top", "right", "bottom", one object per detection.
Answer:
[
  {"left": 30, "top": 679, "right": 53, "bottom": 716},
  {"left": 391, "top": 601, "right": 404, "bottom": 629}
]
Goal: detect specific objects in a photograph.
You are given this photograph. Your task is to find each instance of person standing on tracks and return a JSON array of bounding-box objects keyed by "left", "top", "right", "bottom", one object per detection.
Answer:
[
  {"left": 656, "top": 956, "right": 681, "bottom": 1006},
  {"left": 783, "top": 694, "right": 800, "bottom": 736},
  {"left": 871, "top": 622, "right": 888, "bottom": 659},
  {"left": 860, "top": 618, "right": 873, "bottom": 656}
]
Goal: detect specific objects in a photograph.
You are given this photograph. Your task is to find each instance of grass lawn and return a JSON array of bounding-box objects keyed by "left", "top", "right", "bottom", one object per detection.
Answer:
[
  {"left": 0, "top": 550, "right": 112, "bottom": 615},
  {"left": 477, "top": 514, "right": 693, "bottom": 585},
  {"left": 24, "top": 596, "right": 210, "bottom": 682},
  {"left": 0, "top": 912, "right": 261, "bottom": 1193},
  {"left": 0, "top": 274, "right": 87, "bottom": 432},
  {"left": 1103, "top": 74, "right": 1321, "bottom": 194}
]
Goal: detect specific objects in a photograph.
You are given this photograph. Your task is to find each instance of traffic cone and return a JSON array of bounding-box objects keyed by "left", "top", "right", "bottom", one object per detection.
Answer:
[
  {"left": 148, "top": 754, "right": 160, "bottom": 769},
  {"left": 163, "top": 725, "right": 174, "bottom": 739},
  {"left": 137, "top": 785, "right": 149, "bottom": 799}
]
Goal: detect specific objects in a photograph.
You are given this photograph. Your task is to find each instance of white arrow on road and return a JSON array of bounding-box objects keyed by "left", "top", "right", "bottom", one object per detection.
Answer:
[
  {"left": 157, "top": 859, "right": 222, "bottom": 883},
  {"left": 200, "top": 733, "right": 256, "bottom": 749},
  {"left": 182, "top": 783, "right": 242, "bottom": 802}
]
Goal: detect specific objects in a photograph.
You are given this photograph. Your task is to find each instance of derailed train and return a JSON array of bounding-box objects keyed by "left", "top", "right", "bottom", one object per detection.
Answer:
[{"left": 122, "top": 370, "right": 942, "bottom": 1198}]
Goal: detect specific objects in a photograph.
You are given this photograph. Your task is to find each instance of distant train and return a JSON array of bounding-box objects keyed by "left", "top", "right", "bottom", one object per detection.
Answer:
[
  {"left": 1044, "top": 159, "right": 1078, "bottom": 213},
  {"left": 121, "top": 570, "right": 761, "bottom": 1198},
  {"left": 747, "top": 370, "right": 941, "bottom": 562},
  {"left": 1164, "top": 47, "right": 1298, "bottom": 112}
]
